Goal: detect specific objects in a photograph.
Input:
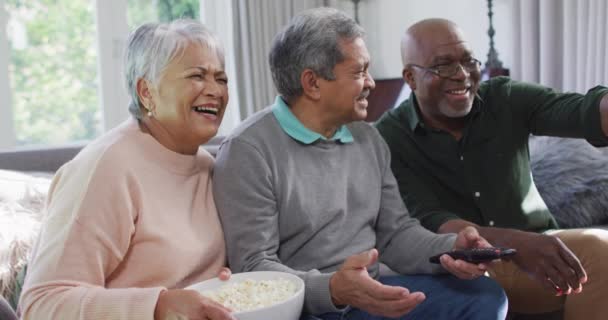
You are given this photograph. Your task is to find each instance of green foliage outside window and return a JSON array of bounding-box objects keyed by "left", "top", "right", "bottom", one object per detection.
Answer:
[
  {"left": 128, "top": 0, "right": 199, "bottom": 30},
  {"left": 6, "top": 0, "right": 100, "bottom": 146},
  {"left": 5, "top": 0, "right": 199, "bottom": 147}
]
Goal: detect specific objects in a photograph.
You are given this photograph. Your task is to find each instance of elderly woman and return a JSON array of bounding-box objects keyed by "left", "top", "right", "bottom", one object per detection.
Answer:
[{"left": 19, "top": 20, "right": 235, "bottom": 320}]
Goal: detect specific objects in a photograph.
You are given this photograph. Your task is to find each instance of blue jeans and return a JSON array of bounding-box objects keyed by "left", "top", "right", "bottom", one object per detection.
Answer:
[{"left": 301, "top": 274, "right": 507, "bottom": 320}]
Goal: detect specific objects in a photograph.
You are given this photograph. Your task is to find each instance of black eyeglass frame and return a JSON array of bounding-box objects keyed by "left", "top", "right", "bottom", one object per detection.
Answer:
[{"left": 407, "top": 58, "right": 482, "bottom": 79}]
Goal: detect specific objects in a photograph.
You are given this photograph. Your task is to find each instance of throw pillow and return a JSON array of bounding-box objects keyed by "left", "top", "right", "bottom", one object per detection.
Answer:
[
  {"left": 530, "top": 136, "right": 608, "bottom": 228},
  {"left": 0, "top": 169, "right": 52, "bottom": 306}
]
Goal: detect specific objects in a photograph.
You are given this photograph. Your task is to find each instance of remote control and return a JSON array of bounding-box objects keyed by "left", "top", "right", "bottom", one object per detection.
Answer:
[{"left": 429, "top": 247, "right": 517, "bottom": 264}]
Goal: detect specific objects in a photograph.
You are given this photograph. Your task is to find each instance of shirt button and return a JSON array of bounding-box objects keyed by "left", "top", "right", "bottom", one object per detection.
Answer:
[
  {"left": 489, "top": 220, "right": 495, "bottom": 226},
  {"left": 474, "top": 191, "right": 480, "bottom": 198}
]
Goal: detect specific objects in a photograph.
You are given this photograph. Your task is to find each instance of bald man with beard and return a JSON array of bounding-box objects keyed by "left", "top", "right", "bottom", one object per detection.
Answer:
[{"left": 376, "top": 18, "right": 608, "bottom": 319}]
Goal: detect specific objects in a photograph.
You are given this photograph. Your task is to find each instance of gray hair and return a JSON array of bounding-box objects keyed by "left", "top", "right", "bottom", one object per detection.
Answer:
[
  {"left": 124, "top": 19, "right": 224, "bottom": 119},
  {"left": 269, "top": 7, "right": 364, "bottom": 101}
]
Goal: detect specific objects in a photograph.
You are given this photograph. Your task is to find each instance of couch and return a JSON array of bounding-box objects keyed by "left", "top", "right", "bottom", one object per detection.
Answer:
[
  {"left": 1, "top": 135, "right": 607, "bottom": 319},
  {"left": 0, "top": 138, "right": 222, "bottom": 311}
]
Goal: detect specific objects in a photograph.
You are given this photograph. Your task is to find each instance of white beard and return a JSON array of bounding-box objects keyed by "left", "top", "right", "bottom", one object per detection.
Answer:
[{"left": 439, "top": 103, "right": 473, "bottom": 118}]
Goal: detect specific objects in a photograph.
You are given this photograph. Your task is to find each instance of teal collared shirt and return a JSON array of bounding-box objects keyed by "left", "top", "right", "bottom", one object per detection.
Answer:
[{"left": 271, "top": 96, "right": 354, "bottom": 144}]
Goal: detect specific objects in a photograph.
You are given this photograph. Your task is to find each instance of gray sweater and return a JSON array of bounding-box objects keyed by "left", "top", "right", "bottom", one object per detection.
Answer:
[{"left": 213, "top": 107, "right": 457, "bottom": 315}]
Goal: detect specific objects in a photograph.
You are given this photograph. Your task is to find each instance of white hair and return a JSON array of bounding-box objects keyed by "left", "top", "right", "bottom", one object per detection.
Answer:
[{"left": 124, "top": 19, "right": 224, "bottom": 119}]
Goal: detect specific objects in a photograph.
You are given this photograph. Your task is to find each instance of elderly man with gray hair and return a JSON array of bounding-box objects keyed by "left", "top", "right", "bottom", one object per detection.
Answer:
[{"left": 213, "top": 7, "right": 507, "bottom": 320}]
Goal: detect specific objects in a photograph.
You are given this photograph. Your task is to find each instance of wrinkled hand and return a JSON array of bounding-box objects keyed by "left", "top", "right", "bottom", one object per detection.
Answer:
[
  {"left": 154, "top": 289, "right": 236, "bottom": 320},
  {"left": 329, "top": 249, "right": 425, "bottom": 318},
  {"left": 503, "top": 230, "right": 587, "bottom": 295},
  {"left": 440, "top": 226, "right": 491, "bottom": 280}
]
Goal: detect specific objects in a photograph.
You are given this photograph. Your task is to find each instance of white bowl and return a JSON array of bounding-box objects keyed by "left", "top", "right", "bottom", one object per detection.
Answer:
[{"left": 187, "top": 271, "right": 305, "bottom": 320}]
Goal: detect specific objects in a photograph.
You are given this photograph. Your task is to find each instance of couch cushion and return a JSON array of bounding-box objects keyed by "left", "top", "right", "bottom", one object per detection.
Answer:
[
  {"left": 0, "top": 145, "right": 83, "bottom": 173},
  {"left": 0, "top": 170, "right": 52, "bottom": 303},
  {"left": 530, "top": 136, "right": 608, "bottom": 228}
]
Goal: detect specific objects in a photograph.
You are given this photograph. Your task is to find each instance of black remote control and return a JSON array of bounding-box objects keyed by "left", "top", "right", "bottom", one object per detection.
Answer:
[{"left": 429, "top": 247, "right": 517, "bottom": 264}]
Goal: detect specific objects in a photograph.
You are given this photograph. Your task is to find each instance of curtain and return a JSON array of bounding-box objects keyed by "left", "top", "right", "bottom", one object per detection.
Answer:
[
  {"left": 231, "top": 0, "right": 329, "bottom": 119},
  {"left": 511, "top": 0, "right": 607, "bottom": 93}
]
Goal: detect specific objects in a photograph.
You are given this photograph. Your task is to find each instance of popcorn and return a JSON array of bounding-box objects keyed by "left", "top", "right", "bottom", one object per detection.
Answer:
[{"left": 202, "top": 278, "right": 297, "bottom": 312}]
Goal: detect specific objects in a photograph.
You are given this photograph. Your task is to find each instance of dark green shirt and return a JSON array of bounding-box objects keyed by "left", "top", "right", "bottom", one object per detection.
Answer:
[{"left": 375, "top": 76, "right": 608, "bottom": 233}]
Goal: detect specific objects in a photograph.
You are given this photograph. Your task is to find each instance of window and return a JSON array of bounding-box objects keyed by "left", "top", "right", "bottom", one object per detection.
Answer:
[
  {"left": 0, "top": 0, "right": 205, "bottom": 151},
  {"left": 127, "top": 0, "right": 199, "bottom": 30},
  {"left": 4, "top": 0, "right": 101, "bottom": 147}
]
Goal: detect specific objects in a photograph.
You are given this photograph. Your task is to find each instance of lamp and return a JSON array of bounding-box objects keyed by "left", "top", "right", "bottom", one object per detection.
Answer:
[
  {"left": 483, "top": 0, "right": 510, "bottom": 78},
  {"left": 352, "top": 0, "right": 361, "bottom": 23}
]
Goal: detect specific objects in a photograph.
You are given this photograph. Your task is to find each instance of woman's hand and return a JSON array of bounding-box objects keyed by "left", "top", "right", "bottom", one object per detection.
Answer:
[
  {"left": 217, "top": 267, "right": 231, "bottom": 281},
  {"left": 154, "top": 289, "right": 235, "bottom": 320}
]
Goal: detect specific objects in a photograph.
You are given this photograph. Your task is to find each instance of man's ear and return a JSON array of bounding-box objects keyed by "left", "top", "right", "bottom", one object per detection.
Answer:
[
  {"left": 300, "top": 69, "right": 321, "bottom": 100},
  {"left": 402, "top": 67, "right": 416, "bottom": 91},
  {"left": 136, "top": 78, "right": 154, "bottom": 111}
]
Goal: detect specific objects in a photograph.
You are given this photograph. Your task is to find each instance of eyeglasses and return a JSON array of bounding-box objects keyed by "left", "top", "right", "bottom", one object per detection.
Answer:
[{"left": 408, "top": 58, "right": 482, "bottom": 78}]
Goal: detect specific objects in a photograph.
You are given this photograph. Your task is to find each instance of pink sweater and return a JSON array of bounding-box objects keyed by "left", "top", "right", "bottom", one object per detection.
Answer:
[{"left": 20, "top": 119, "right": 226, "bottom": 319}]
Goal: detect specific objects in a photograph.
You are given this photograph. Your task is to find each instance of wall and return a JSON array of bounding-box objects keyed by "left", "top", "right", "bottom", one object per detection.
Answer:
[{"left": 357, "top": 0, "right": 514, "bottom": 79}]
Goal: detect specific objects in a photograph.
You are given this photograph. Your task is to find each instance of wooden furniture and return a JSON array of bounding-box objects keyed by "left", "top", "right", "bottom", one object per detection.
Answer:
[{"left": 365, "top": 78, "right": 405, "bottom": 122}]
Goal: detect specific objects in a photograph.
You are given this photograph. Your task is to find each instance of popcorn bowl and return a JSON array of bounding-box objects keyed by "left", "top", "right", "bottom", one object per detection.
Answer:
[{"left": 187, "top": 271, "right": 305, "bottom": 320}]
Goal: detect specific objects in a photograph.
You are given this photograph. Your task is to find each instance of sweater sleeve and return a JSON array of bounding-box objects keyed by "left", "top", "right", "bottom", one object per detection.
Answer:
[
  {"left": 371, "top": 131, "right": 457, "bottom": 274},
  {"left": 20, "top": 151, "right": 164, "bottom": 320},
  {"left": 213, "top": 138, "right": 343, "bottom": 316}
]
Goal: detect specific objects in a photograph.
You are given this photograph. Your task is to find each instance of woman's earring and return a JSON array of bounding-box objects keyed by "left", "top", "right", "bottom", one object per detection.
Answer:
[{"left": 147, "top": 110, "right": 153, "bottom": 117}]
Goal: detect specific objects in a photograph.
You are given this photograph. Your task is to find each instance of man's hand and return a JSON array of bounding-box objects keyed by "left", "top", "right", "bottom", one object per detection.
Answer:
[
  {"left": 154, "top": 289, "right": 236, "bottom": 320},
  {"left": 439, "top": 226, "right": 490, "bottom": 280},
  {"left": 498, "top": 229, "right": 587, "bottom": 295},
  {"left": 438, "top": 220, "right": 587, "bottom": 295},
  {"left": 329, "top": 249, "right": 425, "bottom": 318}
]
